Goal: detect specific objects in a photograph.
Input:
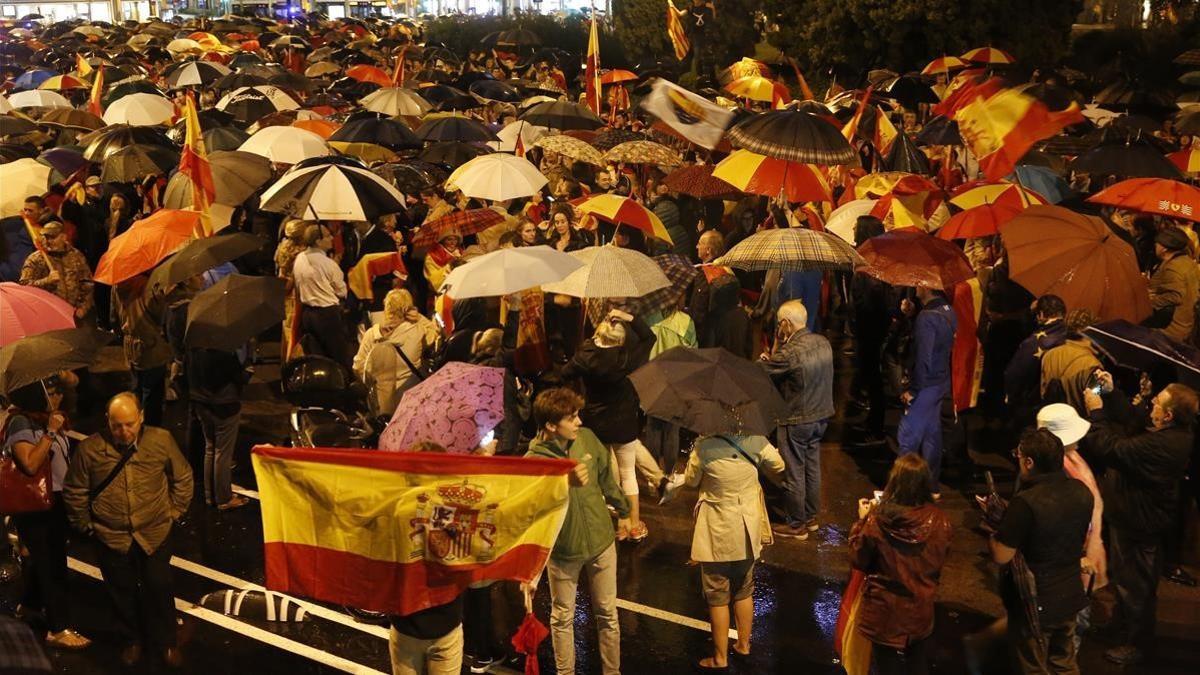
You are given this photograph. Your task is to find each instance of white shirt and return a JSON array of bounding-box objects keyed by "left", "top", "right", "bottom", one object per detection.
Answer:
[{"left": 293, "top": 248, "right": 347, "bottom": 308}]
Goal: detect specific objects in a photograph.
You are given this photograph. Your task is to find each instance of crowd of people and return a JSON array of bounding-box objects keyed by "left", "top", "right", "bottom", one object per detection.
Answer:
[{"left": 1, "top": 9, "right": 1199, "bottom": 675}]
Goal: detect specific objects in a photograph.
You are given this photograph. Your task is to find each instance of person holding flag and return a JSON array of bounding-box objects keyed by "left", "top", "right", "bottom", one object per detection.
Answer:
[
  {"left": 584, "top": 6, "right": 601, "bottom": 116},
  {"left": 177, "top": 93, "right": 215, "bottom": 238}
]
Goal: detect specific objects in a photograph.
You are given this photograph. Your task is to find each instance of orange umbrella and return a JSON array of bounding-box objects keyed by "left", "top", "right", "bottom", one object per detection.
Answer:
[
  {"left": 240, "top": 40, "right": 261, "bottom": 52},
  {"left": 600, "top": 69, "right": 637, "bottom": 85},
  {"left": 1000, "top": 205, "right": 1150, "bottom": 322},
  {"left": 292, "top": 119, "right": 340, "bottom": 139},
  {"left": 857, "top": 227, "right": 973, "bottom": 290},
  {"left": 712, "top": 150, "right": 831, "bottom": 203},
  {"left": 1087, "top": 178, "right": 1200, "bottom": 223},
  {"left": 937, "top": 202, "right": 1023, "bottom": 240},
  {"left": 94, "top": 210, "right": 199, "bottom": 285},
  {"left": 346, "top": 65, "right": 393, "bottom": 87}
]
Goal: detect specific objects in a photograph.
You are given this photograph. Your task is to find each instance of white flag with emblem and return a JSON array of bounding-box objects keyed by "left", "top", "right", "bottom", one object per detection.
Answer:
[{"left": 640, "top": 78, "right": 735, "bottom": 150}]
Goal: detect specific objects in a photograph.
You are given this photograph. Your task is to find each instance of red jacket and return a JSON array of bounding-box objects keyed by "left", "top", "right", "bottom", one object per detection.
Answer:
[{"left": 849, "top": 503, "right": 952, "bottom": 648}]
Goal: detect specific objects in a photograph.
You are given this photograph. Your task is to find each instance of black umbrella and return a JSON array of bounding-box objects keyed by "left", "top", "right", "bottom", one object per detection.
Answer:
[
  {"left": 218, "top": 88, "right": 291, "bottom": 124},
  {"left": 1070, "top": 140, "right": 1184, "bottom": 179},
  {"left": 456, "top": 71, "right": 494, "bottom": 90},
  {"left": 412, "top": 68, "right": 455, "bottom": 84},
  {"left": 185, "top": 274, "right": 285, "bottom": 351},
  {"left": 418, "top": 141, "right": 492, "bottom": 169},
  {"left": 372, "top": 161, "right": 438, "bottom": 194},
  {"left": 101, "top": 143, "right": 179, "bottom": 183},
  {"left": 434, "top": 95, "right": 483, "bottom": 112},
  {"left": 259, "top": 157, "right": 406, "bottom": 221},
  {"left": 228, "top": 53, "right": 265, "bottom": 69},
  {"left": 1084, "top": 320, "right": 1200, "bottom": 390},
  {"left": 214, "top": 72, "right": 268, "bottom": 92},
  {"left": 165, "top": 60, "right": 230, "bottom": 90},
  {"left": 0, "top": 116, "right": 37, "bottom": 136},
  {"left": 469, "top": 79, "right": 521, "bottom": 103},
  {"left": 884, "top": 132, "right": 932, "bottom": 175},
  {"left": 201, "top": 126, "right": 250, "bottom": 152},
  {"left": 882, "top": 74, "right": 939, "bottom": 110},
  {"left": 1021, "top": 82, "right": 1086, "bottom": 111},
  {"left": 329, "top": 117, "right": 423, "bottom": 151},
  {"left": 915, "top": 115, "right": 962, "bottom": 146},
  {"left": 148, "top": 233, "right": 264, "bottom": 297},
  {"left": 80, "top": 124, "right": 176, "bottom": 162},
  {"left": 0, "top": 143, "right": 38, "bottom": 162},
  {"left": 519, "top": 100, "right": 605, "bottom": 131},
  {"left": 166, "top": 108, "right": 239, "bottom": 142},
  {"left": 726, "top": 109, "right": 856, "bottom": 165},
  {"left": 415, "top": 116, "right": 498, "bottom": 143},
  {"left": 327, "top": 76, "right": 380, "bottom": 100},
  {"left": 270, "top": 71, "right": 312, "bottom": 93},
  {"left": 1094, "top": 80, "right": 1177, "bottom": 114},
  {"left": 496, "top": 28, "right": 540, "bottom": 48},
  {"left": 1174, "top": 107, "right": 1200, "bottom": 136},
  {"left": 0, "top": 327, "right": 106, "bottom": 394},
  {"left": 628, "top": 347, "right": 788, "bottom": 436},
  {"left": 101, "top": 80, "right": 165, "bottom": 107},
  {"left": 417, "top": 84, "right": 469, "bottom": 105}
]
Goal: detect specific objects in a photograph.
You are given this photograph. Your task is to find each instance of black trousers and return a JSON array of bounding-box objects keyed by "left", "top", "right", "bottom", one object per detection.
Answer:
[
  {"left": 13, "top": 499, "right": 71, "bottom": 632},
  {"left": 1108, "top": 526, "right": 1162, "bottom": 648},
  {"left": 95, "top": 529, "right": 177, "bottom": 649},
  {"left": 853, "top": 335, "right": 886, "bottom": 434},
  {"left": 872, "top": 637, "right": 930, "bottom": 675},
  {"left": 299, "top": 304, "right": 352, "bottom": 369},
  {"left": 1009, "top": 614, "right": 1079, "bottom": 675}
]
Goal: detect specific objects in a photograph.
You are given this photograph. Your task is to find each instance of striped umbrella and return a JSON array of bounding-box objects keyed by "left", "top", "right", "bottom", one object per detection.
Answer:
[
  {"left": 533, "top": 134, "right": 604, "bottom": 166},
  {"left": 712, "top": 150, "right": 832, "bottom": 202},
  {"left": 217, "top": 85, "right": 300, "bottom": 124},
  {"left": 572, "top": 194, "right": 673, "bottom": 244},
  {"left": 542, "top": 246, "right": 671, "bottom": 299},
  {"left": 726, "top": 109, "right": 857, "bottom": 165},
  {"left": 259, "top": 158, "right": 408, "bottom": 221},
  {"left": 950, "top": 182, "right": 1047, "bottom": 210},
  {"left": 716, "top": 227, "right": 865, "bottom": 272},
  {"left": 723, "top": 75, "right": 789, "bottom": 104},
  {"left": 961, "top": 47, "right": 1016, "bottom": 65},
  {"left": 921, "top": 56, "right": 968, "bottom": 76},
  {"left": 412, "top": 208, "right": 507, "bottom": 248},
  {"left": 37, "top": 74, "right": 89, "bottom": 91},
  {"left": 1168, "top": 146, "right": 1199, "bottom": 175},
  {"left": 166, "top": 60, "right": 231, "bottom": 90},
  {"left": 937, "top": 202, "right": 1025, "bottom": 240}
]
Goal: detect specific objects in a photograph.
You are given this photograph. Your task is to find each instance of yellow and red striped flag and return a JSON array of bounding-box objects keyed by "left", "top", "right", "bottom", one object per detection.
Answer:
[
  {"left": 951, "top": 277, "right": 984, "bottom": 412},
  {"left": 584, "top": 8, "right": 601, "bottom": 115},
  {"left": 666, "top": 0, "right": 690, "bottom": 61},
  {"left": 348, "top": 251, "right": 407, "bottom": 301},
  {"left": 834, "top": 569, "right": 872, "bottom": 675},
  {"left": 75, "top": 53, "right": 93, "bottom": 78},
  {"left": 391, "top": 45, "right": 408, "bottom": 87},
  {"left": 87, "top": 66, "right": 104, "bottom": 117},
  {"left": 251, "top": 445, "right": 573, "bottom": 615},
  {"left": 178, "top": 93, "right": 215, "bottom": 238},
  {"left": 872, "top": 106, "right": 899, "bottom": 157},
  {"left": 953, "top": 80, "right": 1084, "bottom": 181}
]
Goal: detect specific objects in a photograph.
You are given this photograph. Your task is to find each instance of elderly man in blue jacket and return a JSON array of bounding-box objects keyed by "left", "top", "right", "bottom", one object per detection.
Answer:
[{"left": 897, "top": 286, "right": 957, "bottom": 494}]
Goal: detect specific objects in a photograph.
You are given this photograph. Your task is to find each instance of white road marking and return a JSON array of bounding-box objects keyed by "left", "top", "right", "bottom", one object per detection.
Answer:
[{"left": 66, "top": 557, "right": 387, "bottom": 675}]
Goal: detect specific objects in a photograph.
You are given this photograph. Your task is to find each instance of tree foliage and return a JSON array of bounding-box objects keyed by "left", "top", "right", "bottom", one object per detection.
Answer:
[{"left": 613, "top": 0, "right": 758, "bottom": 70}]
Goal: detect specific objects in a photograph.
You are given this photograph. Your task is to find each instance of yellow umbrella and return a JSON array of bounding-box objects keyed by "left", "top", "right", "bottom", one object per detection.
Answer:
[
  {"left": 723, "top": 75, "right": 788, "bottom": 104},
  {"left": 950, "top": 183, "right": 1047, "bottom": 210},
  {"left": 573, "top": 193, "right": 673, "bottom": 244}
]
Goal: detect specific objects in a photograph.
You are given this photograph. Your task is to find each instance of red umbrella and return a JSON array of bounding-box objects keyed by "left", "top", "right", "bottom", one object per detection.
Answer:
[
  {"left": 1000, "top": 205, "right": 1150, "bottom": 322},
  {"left": 345, "top": 64, "right": 392, "bottom": 87},
  {"left": 857, "top": 227, "right": 974, "bottom": 290},
  {"left": 937, "top": 202, "right": 1024, "bottom": 240},
  {"left": 0, "top": 282, "right": 76, "bottom": 346},
  {"left": 94, "top": 210, "right": 200, "bottom": 285},
  {"left": 663, "top": 164, "right": 742, "bottom": 200},
  {"left": 412, "top": 208, "right": 507, "bottom": 249},
  {"left": 1087, "top": 177, "right": 1200, "bottom": 223}
]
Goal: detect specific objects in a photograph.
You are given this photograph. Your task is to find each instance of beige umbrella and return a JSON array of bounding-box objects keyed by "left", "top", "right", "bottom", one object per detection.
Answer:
[
  {"left": 534, "top": 134, "right": 604, "bottom": 166},
  {"left": 304, "top": 62, "right": 341, "bottom": 78},
  {"left": 603, "top": 140, "right": 682, "bottom": 167},
  {"left": 360, "top": 87, "right": 430, "bottom": 116},
  {"left": 0, "top": 159, "right": 51, "bottom": 218},
  {"left": 162, "top": 150, "right": 273, "bottom": 209},
  {"left": 541, "top": 245, "right": 671, "bottom": 299}
]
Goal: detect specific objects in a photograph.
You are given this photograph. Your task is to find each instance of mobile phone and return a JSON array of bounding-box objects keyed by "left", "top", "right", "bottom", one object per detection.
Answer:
[{"left": 871, "top": 490, "right": 883, "bottom": 505}]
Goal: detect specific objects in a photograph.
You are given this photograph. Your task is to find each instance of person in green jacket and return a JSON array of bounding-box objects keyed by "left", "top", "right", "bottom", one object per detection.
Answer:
[{"left": 525, "top": 387, "right": 629, "bottom": 675}]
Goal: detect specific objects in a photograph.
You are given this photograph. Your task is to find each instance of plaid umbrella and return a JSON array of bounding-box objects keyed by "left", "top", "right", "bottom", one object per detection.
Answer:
[
  {"left": 585, "top": 253, "right": 699, "bottom": 324},
  {"left": 717, "top": 227, "right": 865, "bottom": 273},
  {"left": 726, "top": 109, "right": 857, "bottom": 165},
  {"left": 663, "top": 164, "right": 741, "bottom": 200},
  {"left": 533, "top": 134, "right": 604, "bottom": 166},
  {"left": 412, "top": 208, "right": 506, "bottom": 248},
  {"left": 603, "top": 140, "right": 682, "bottom": 167},
  {"left": 542, "top": 246, "right": 671, "bottom": 299}
]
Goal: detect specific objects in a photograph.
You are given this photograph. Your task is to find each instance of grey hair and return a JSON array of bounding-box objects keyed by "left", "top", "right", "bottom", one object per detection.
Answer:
[{"left": 777, "top": 300, "right": 808, "bottom": 330}]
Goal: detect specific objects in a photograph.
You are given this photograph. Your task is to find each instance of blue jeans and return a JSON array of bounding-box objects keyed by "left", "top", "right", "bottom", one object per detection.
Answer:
[
  {"left": 897, "top": 384, "right": 949, "bottom": 488},
  {"left": 778, "top": 421, "right": 827, "bottom": 527}
]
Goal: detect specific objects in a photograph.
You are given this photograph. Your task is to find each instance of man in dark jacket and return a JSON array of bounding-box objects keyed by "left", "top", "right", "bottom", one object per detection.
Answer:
[
  {"left": 1004, "top": 295, "right": 1068, "bottom": 430},
  {"left": 898, "top": 286, "right": 956, "bottom": 492},
  {"left": 187, "top": 346, "right": 248, "bottom": 511},
  {"left": 1084, "top": 377, "right": 1198, "bottom": 665},
  {"left": 991, "top": 429, "right": 1093, "bottom": 675}
]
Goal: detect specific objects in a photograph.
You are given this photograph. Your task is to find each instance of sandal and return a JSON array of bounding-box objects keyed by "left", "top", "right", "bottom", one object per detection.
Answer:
[{"left": 46, "top": 628, "right": 91, "bottom": 650}]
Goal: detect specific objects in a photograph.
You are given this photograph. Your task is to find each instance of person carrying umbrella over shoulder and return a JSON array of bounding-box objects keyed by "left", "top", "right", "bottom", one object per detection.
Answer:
[{"left": 1144, "top": 226, "right": 1199, "bottom": 343}]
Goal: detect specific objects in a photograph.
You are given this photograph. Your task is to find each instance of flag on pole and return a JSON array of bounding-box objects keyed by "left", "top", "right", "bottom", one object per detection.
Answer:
[
  {"left": 87, "top": 67, "right": 104, "bottom": 117},
  {"left": 640, "top": 78, "right": 735, "bottom": 150},
  {"left": 392, "top": 45, "right": 408, "bottom": 86},
  {"left": 251, "top": 445, "right": 573, "bottom": 616},
  {"left": 348, "top": 251, "right": 408, "bottom": 301},
  {"left": 75, "top": 53, "right": 93, "bottom": 78},
  {"left": 841, "top": 87, "right": 874, "bottom": 144},
  {"left": 178, "top": 93, "right": 215, "bottom": 238},
  {"left": 666, "top": 0, "right": 690, "bottom": 61},
  {"left": 954, "top": 81, "right": 1084, "bottom": 181},
  {"left": 584, "top": 8, "right": 601, "bottom": 115}
]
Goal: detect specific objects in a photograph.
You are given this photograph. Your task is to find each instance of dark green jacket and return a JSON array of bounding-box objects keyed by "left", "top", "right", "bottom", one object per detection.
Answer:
[{"left": 526, "top": 428, "right": 630, "bottom": 562}]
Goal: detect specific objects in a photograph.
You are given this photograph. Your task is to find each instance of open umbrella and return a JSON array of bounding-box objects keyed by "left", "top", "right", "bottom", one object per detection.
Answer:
[
  {"left": 719, "top": 226, "right": 866, "bottom": 272},
  {"left": 857, "top": 228, "right": 974, "bottom": 290},
  {"left": 7, "top": 90, "right": 72, "bottom": 109},
  {"left": 415, "top": 116, "right": 498, "bottom": 143},
  {"left": 574, "top": 193, "right": 675, "bottom": 243},
  {"left": 489, "top": 120, "right": 550, "bottom": 153},
  {"left": 915, "top": 115, "right": 962, "bottom": 146},
  {"left": 94, "top": 210, "right": 200, "bottom": 285},
  {"left": 961, "top": 47, "right": 1015, "bottom": 65},
  {"left": 440, "top": 245, "right": 583, "bottom": 298},
  {"left": 724, "top": 75, "right": 789, "bottom": 104},
  {"left": 0, "top": 159, "right": 51, "bottom": 218},
  {"left": 217, "top": 85, "right": 300, "bottom": 124},
  {"left": 79, "top": 124, "right": 176, "bottom": 162},
  {"left": 603, "top": 140, "right": 682, "bottom": 167},
  {"left": 542, "top": 246, "right": 671, "bottom": 299},
  {"left": 1087, "top": 178, "right": 1200, "bottom": 223},
  {"left": 1169, "top": 146, "right": 1200, "bottom": 176},
  {"left": 825, "top": 199, "right": 878, "bottom": 243},
  {"left": 519, "top": 100, "right": 605, "bottom": 131},
  {"left": 201, "top": 126, "right": 250, "bottom": 152},
  {"left": 103, "top": 93, "right": 176, "bottom": 126},
  {"left": 329, "top": 116, "right": 423, "bottom": 150},
  {"left": 1070, "top": 140, "right": 1184, "bottom": 179},
  {"left": 100, "top": 143, "right": 179, "bottom": 182},
  {"left": 166, "top": 60, "right": 231, "bottom": 89},
  {"left": 532, "top": 134, "right": 604, "bottom": 166},
  {"left": 629, "top": 347, "right": 788, "bottom": 436},
  {"left": 185, "top": 274, "right": 285, "bottom": 351},
  {"left": 418, "top": 141, "right": 492, "bottom": 169},
  {"left": 359, "top": 86, "right": 430, "bottom": 117},
  {"left": 726, "top": 109, "right": 856, "bottom": 165},
  {"left": 1000, "top": 205, "right": 1150, "bottom": 323},
  {"left": 412, "top": 208, "right": 508, "bottom": 249},
  {"left": 0, "top": 282, "right": 75, "bottom": 346},
  {"left": 37, "top": 108, "right": 105, "bottom": 132},
  {"left": 239, "top": 125, "right": 331, "bottom": 164},
  {"left": 0, "top": 327, "right": 105, "bottom": 394},
  {"left": 259, "top": 157, "right": 408, "bottom": 221},
  {"left": 950, "top": 182, "right": 1047, "bottom": 210},
  {"left": 662, "top": 164, "right": 741, "bottom": 200},
  {"left": 1084, "top": 320, "right": 1200, "bottom": 389},
  {"left": 937, "top": 202, "right": 1024, "bottom": 240},
  {"left": 345, "top": 64, "right": 392, "bottom": 87},
  {"left": 445, "top": 153, "right": 547, "bottom": 201},
  {"left": 712, "top": 150, "right": 831, "bottom": 202},
  {"left": 146, "top": 233, "right": 264, "bottom": 296},
  {"left": 378, "top": 362, "right": 506, "bottom": 454}
]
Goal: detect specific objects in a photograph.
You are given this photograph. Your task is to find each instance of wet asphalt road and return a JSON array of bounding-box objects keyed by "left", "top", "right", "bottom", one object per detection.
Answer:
[{"left": 4, "top": 335, "right": 1200, "bottom": 674}]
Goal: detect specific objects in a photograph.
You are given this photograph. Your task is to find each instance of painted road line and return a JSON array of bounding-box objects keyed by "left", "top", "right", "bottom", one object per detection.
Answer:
[
  {"left": 168, "top": 555, "right": 390, "bottom": 640},
  {"left": 67, "top": 557, "right": 387, "bottom": 675}
]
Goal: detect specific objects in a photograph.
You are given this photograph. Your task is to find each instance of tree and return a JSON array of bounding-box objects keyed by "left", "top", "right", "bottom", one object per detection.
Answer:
[
  {"left": 764, "top": 0, "right": 1083, "bottom": 86},
  {"left": 613, "top": 0, "right": 758, "bottom": 72}
]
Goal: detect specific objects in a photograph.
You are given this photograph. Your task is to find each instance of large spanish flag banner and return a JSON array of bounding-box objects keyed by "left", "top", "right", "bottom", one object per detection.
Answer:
[
  {"left": 951, "top": 277, "right": 984, "bottom": 412},
  {"left": 252, "top": 446, "right": 573, "bottom": 616},
  {"left": 954, "top": 81, "right": 1083, "bottom": 182}
]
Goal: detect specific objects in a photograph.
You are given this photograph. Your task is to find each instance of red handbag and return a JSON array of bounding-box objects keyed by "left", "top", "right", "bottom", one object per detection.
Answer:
[{"left": 0, "top": 415, "right": 53, "bottom": 515}]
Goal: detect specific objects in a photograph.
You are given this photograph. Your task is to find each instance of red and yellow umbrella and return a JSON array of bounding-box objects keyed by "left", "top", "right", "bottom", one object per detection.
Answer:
[
  {"left": 1087, "top": 178, "right": 1200, "bottom": 223},
  {"left": 725, "top": 57, "right": 771, "bottom": 80},
  {"left": 94, "top": 210, "right": 200, "bottom": 285},
  {"left": 921, "top": 56, "right": 968, "bottom": 76},
  {"left": 572, "top": 194, "right": 673, "bottom": 244},
  {"left": 724, "top": 75, "right": 789, "bottom": 104},
  {"left": 961, "top": 47, "right": 1016, "bottom": 65},
  {"left": 937, "top": 202, "right": 1024, "bottom": 240},
  {"left": 38, "top": 74, "right": 88, "bottom": 91},
  {"left": 712, "top": 150, "right": 832, "bottom": 203},
  {"left": 346, "top": 64, "right": 393, "bottom": 87},
  {"left": 854, "top": 172, "right": 948, "bottom": 231},
  {"left": 1168, "top": 146, "right": 1199, "bottom": 175},
  {"left": 950, "top": 182, "right": 1047, "bottom": 210}
]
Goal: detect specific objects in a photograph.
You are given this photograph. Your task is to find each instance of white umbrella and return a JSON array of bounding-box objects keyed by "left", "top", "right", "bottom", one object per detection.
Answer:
[
  {"left": 259, "top": 161, "right": 407, "bottom": 220},
  {"left": 542, "top": 245, "right": 671, "bottom": 299},
  {"left": 127, "top": 34, "right": 156, "bottom": 52},
  {"left": 72, "top": 25, "right": 106, "bottom": 38},
  {"left": 440, "top": 246, "right": 584, "bottom": 298},
  {"left": 445, "top": 153, "right": 547, "bottom": 201},
  {"left": 0, "top": 159, "right": 52, "bottom": 218},
  {"left": 166, "top": 38, "right": 203, "bottom": 56},
  {"left": 103, "top": 93, "right": 175, "bottom": 126},
  {"left": 360, "top": 87, "right": 431, "bottom": 117},
  {"left": 0, "top": 94, "right": 12, "bottom": 114},
  {"left": 217, "top": 85, "right": 300, "bottom": 112},
  {"left": 1082, "top": 103, "right": 1121, "bottom": 127},
  {"left": 826, "top": 198, "right": 878, "bottom": 243},
  {"left": 239, "top": 126, "right": 331, "bottom": 165},
  {"left": 7, "top": 90, "right": 71, "bottom": 109},
  {"left": 487, "top": 120, "right": 550, "bottom": 153}
]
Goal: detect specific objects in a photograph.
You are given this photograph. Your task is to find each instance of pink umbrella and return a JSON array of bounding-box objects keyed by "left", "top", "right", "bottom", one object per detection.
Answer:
[
  {"left": 378, "top": 362, "right": 506, "bottom": 454},
  {"left": 0, "top": 282, "right": 76, "bottom": 346}
]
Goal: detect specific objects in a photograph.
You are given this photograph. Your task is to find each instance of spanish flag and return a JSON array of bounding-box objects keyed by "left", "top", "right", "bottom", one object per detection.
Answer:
[
  {"left": 178, "top": 93, "right": 215, "bottom": 238},
  {"left": 584, "top": 11, "right": 601, "bottom": 115},
  {"left": 953, "top": 81, "right": 1084, "bottom": 182},
  {"left": 75, "top": 53, "right": 93, "bottom": 78},
  {"left": 87, "top": 66, "right": 104, "bottom": 117},
  {"left": 951, "top": 277, "right": 984, "bottom": 412},
  {"left": 666, "top": 1, "right": 690, "bottom": 61},
  {"left": 252, "top": 446, "right": 573, "bottom": 615},
  {"left": 391, "top": 44, "right": 408, "bottom": 86},
  {"left": 834, "top": 569, "right": 871, "bottom": 675},
  {"left": 348, "top": 251, "right": 407, "bottom": 301}
]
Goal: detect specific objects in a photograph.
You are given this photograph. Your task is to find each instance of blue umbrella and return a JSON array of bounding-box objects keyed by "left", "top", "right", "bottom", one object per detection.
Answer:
[
  {"left": 1008, "top": 165, "right": 1072, "bottom": 204},
  {"left": 13, "top": 68, "right": 55, "bottom": 90},
  {"left": 38, "top": 146, "right": 89, "bottom": 180}
]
